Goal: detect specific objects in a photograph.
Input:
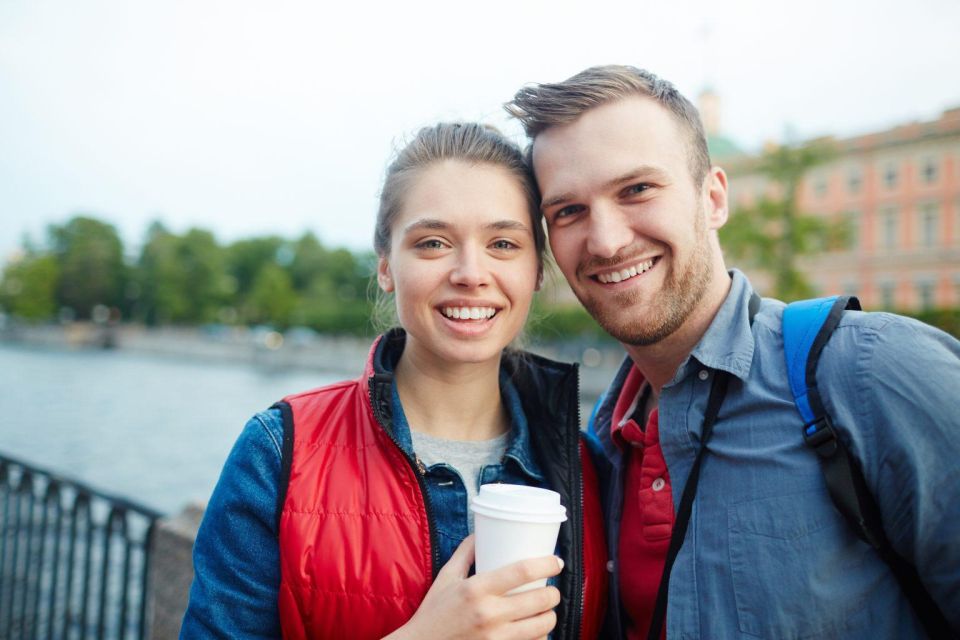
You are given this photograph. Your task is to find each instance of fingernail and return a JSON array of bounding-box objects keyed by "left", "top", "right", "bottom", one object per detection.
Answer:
[{"left": 556, "top": 557, "right": 564, "bottom": 571}]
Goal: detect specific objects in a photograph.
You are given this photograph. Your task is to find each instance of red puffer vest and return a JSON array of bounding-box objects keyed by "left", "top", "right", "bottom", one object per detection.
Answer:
[{"left": 276, "top": 331, "right": 608, "bottom": 639}]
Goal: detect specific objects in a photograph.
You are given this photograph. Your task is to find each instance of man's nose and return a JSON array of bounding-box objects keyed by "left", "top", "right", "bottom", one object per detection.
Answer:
[
  {"left": 449, "top": 246, "right": 489, "bottom": 288},
  {"left": 585, "top": 205, "right": 634, "bottom": 258}
]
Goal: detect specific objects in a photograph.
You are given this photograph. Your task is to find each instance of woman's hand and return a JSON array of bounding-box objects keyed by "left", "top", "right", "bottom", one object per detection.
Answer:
[{"left": 384, "top": 535, "right": 564, "bottom": 640}]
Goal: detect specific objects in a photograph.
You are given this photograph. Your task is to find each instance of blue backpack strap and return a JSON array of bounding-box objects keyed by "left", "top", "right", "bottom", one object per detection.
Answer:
[{"left": 783, "top": 297, "right": 954, "bottom": 638}]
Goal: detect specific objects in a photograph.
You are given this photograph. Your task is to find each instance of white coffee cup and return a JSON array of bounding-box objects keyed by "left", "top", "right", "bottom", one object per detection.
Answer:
[{"left": 470, "top": 484, "right": 568, "bottom": 593}]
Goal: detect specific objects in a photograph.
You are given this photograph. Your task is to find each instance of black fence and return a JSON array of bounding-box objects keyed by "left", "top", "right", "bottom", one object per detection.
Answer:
[{"left": 0, "top": 453, "right": 161, "bottom": 640}]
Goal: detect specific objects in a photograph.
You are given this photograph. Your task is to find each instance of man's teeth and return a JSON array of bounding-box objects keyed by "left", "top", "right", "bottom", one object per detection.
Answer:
[
  {"left": 597, "top": 259, "right": 655, "bottom": 284},
  {"left": 441, "top": 306, "right": 497, "bottom": 320}
]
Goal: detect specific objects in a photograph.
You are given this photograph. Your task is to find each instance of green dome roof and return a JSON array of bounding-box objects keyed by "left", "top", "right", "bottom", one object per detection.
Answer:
[{"left": 707, "top": 134, "right": 743, "bottom": 160}]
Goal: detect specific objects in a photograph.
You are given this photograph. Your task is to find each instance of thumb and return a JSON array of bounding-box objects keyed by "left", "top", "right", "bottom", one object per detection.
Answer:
[{"left": 437, "top": 534, "right": 476, "bottom": 581}]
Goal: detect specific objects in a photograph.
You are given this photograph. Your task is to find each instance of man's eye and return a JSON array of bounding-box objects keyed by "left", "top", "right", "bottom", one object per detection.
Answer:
[
  {"left": 415, "top": 239, "right": 445, "bottom": 250},
  {"left": 625, "top": 183, "right": 651, "bottom": 196},
  {"left": 554, "top": 205, "right": 585, "bottom": 220}
]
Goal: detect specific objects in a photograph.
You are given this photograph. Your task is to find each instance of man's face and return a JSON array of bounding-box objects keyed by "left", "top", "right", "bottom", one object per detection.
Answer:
[{"left": 532, "top": 95, "right": 727, "bottom": 346}]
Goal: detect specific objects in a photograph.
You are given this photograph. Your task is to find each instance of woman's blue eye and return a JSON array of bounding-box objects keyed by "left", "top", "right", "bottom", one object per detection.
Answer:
[{"left": 492, "top": 240, "right": 516, "bottom": 250}]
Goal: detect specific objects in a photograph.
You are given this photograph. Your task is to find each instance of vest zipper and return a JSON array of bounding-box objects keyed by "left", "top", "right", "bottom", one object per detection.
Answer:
[
  {"left": 368, "top": 376, "right": 442, "bottom": 579},
  {"left": 573, "top": 365, "right": 585, "bottom": 640}
]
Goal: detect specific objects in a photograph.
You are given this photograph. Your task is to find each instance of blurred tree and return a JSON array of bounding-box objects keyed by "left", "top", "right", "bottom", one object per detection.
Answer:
[
  {"left": 721, "top": 141, "right": 847, "bottom": 300},
  {"left": 0, "top": 253, "right": 60, "bottom": 320},
  {"left": 48, "top": 216, "right": 126, "bottom": 318},
  {"left": 137, "top": 223, "right": 228, "bottom": 324},
  {"left": 226, "top": 237, "right": 285, "bottom": 298},
  {"left": 247, "top": 263, "right": 297, "bottom": 328},
  {"left": 289, "top": 232, "right": 328, "bottom": 292}
]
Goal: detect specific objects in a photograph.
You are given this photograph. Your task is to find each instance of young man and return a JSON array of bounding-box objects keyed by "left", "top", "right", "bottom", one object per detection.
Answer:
[{"left": 507, "top": 66, "right": 960, "bottom": 639}]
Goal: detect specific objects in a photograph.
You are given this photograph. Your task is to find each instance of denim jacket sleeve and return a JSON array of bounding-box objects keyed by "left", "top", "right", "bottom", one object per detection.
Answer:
[
  {"left": 820, "top": 313, "right": 960, "bottom": 628},
  {"left": 180, "top": 409, "right": 284, "bottom": 639}
]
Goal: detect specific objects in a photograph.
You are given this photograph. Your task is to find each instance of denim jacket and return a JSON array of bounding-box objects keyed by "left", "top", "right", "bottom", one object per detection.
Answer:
[
  {"left": 591, "top": 270, "right": 960, "bottom": 639},
  {"left": 181, "top": 337, "right": 558, "bottom": 638}
]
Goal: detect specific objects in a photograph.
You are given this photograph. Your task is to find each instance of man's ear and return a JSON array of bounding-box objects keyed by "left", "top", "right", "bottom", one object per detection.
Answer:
[
  {"left": 704, "top": 166, "right": 730, "bottom": 230},
  {"left": 377, "top": 256, "right": 394, "bottom": 293}
]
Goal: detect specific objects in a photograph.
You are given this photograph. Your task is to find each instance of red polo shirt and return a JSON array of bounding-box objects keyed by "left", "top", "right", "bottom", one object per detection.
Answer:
[{"left": 612, "top": 366, "right": 673, "bottom": 640}]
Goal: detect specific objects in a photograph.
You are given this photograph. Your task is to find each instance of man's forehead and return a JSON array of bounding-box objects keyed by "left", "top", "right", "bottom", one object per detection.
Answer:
[{"left": 531, "top": 96, "right": 687, "bottom": 191}]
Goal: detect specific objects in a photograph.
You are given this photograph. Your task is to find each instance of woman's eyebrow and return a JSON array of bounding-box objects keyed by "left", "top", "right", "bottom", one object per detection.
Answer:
[
  {"left": 403, "top": 218, "right": 529, "bottom": 234},
  {"left": 402, "top": 218, "right": 448, "bottom": 234}
]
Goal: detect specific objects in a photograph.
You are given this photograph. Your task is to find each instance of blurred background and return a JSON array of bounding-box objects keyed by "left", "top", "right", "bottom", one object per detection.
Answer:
[{"left": 1, "top": 0, "right": 959, "bottom": 635}]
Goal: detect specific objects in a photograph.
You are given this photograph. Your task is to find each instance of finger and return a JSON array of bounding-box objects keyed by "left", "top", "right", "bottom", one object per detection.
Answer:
[
  {"left": 502, "top": 608, "right": 558, "bottom": 640},
  {"left": 474, "top": 555, "right": 563, "bottom": 596},
  {"left": 436, "top": 534, "right": 476, "bottom": 581},
  {"left": 502, "top": 585, "right": 561, "bottom": 622}
]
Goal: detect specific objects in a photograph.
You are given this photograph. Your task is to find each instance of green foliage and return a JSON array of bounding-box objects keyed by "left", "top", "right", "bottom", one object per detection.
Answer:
[
  {"left": 721, "top": 141, "right": 843, "bottom": 301},
  {"left": 904, "top": 308, "right": 960, "bottom": 339},
  {"left": 136, "top": 223, "right": 230, "bottom": 324},
  {"left": 247, "top": 263, "right": 297, "bottom": 328},
  {"left": 526, "top": 301, "right": 614, "bottom": 344},
  {"left": 48, "top": 216, "right": 127, "bottom": 318},
  {"left": 0, "top": 253, "right": 60, "bottom": 320}
]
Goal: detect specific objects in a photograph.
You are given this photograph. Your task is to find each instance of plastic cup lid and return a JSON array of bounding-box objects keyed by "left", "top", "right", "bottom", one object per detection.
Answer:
[{"left": 470, "top": 484, "right": 568, "bottom": 523}]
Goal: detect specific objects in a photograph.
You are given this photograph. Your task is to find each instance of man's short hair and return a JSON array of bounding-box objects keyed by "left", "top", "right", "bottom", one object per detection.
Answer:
[{"left": 505, "top": 65, "right": 712, "bottom": 185}]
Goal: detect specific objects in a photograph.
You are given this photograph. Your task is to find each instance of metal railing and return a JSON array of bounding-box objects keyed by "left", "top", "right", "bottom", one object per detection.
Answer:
[{"left": 0, "top": 453, "right": 161, "bottom": 640}]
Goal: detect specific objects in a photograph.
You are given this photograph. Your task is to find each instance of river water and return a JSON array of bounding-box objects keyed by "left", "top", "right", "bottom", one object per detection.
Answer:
[
  {"left": 0, "top": 341, "right": 608, "bottom": 517},
  {"left": 0, "top": 344, "right": 346, "bottom": 515}
]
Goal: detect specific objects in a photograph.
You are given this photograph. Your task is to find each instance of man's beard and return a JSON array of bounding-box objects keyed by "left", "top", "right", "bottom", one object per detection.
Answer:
[{"left": 576, "top": 214, "right": 714, "bottom": 346}]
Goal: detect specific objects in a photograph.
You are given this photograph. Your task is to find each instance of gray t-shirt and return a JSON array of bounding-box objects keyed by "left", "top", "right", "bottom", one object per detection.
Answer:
[{"left": 411, "top": 429, "right": 509, "bottom": 532}]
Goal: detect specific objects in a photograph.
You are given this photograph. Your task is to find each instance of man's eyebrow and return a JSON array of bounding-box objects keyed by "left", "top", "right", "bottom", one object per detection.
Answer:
[
  {"left": 605, "top": 165, "right": 670, "bottom": 189},
  {"left": 541, "top": 165, "right": 671, "bottom": 212}
]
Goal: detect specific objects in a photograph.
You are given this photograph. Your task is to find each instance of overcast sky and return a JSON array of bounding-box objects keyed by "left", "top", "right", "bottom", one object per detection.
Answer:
[{"left": 2, "top": 0, "right": 959, "bottom": 262}]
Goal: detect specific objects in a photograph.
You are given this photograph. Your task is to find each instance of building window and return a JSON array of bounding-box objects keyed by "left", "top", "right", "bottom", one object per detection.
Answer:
[
  {"left": 883, "top": 163, "right": 898, "bottom": 189},
  {"left": 847, "top": 168, "right": 862, "bottom": 193},
  {"left": 919, "top": 203, "right": 940, "bottom": 248},
  {"left": 921, "top": 157, "right": 938, "bottom": 184},
  {"left": 813, "top": 175, "right": 828, "bottom": 198},
  {"left": 844, "top": 210, "right": 861, "bottom": 251},
  {"left": 879, "top": 281, "right": 896, "bottom": 310},
  {"left": 881, "top": 207, "right": 899, "bottom": 250},
  {"left": 916, "top": 279, "right": 935, "bottom": 310}
]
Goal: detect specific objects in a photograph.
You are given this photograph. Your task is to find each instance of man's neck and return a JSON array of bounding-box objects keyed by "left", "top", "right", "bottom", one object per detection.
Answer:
[{"left": 624, "top": 269, "right": 732, "bottom": 392}]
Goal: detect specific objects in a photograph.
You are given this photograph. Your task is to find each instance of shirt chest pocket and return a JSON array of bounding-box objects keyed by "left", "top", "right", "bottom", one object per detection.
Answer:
[{"left": 726, "top": 491, "right": 886, "bottom": 639}]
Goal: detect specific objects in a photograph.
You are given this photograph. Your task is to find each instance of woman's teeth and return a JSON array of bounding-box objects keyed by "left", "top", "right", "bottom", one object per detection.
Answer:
[
  {"left": 442, "top": 306, "right": 497, "bottom": 320},
  {"left": 597, "top": 259, "right": 655, "bottom": 284}
]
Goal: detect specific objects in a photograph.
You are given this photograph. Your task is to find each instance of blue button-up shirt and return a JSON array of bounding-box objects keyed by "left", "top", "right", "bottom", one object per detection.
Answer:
[{"left": 591, "top": 270, "right": 960, "bottom": 639}]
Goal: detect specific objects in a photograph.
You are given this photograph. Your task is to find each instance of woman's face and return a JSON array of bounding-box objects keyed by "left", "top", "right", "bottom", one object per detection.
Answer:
[{"left": 378, "top": 160, "right": 540, "bottom": 370}]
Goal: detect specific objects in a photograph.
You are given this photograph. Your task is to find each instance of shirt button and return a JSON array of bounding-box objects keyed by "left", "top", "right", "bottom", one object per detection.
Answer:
[
  {"left": 652, "top": 477, "right": 666, "bottom": 492},
  {"left": 606, "top": 560, "right": 615, "bottom": 573},
  {"left": 698, "top": 369, "right": 709, "bottom": 381}
]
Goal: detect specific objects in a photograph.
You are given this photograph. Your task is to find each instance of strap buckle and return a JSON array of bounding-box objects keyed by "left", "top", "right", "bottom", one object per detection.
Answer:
[{"left": 802, "top": 416, "right": 839, "bottom": 457}]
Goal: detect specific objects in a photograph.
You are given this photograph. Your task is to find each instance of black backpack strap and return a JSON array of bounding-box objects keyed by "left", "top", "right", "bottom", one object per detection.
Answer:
[
  {"left": 784, "top": 297, "right": 955, "bottom": 638},
  {"left": 271, "top": 400, "right": 295, "bottom": 531}
]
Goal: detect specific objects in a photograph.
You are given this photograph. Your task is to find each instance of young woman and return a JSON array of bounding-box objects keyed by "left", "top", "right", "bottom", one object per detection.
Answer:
[{"left": 180, "top": 123, "right": 607, "bottom": 639}]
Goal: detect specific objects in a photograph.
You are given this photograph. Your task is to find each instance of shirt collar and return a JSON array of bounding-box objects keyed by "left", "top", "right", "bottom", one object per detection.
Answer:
[{"left": 673, "top": 269, "right": 757, "bottom": 385}]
